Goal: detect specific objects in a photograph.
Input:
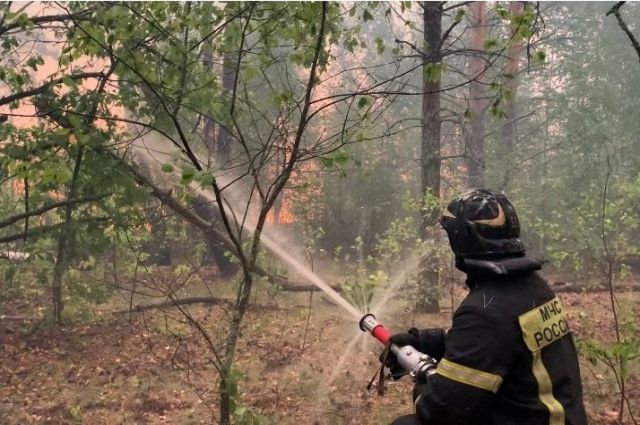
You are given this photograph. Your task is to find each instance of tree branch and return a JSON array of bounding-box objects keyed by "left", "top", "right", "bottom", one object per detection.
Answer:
[
  {"left": 0, "top": 217, "right": 108, "bottom": 244},
  {"left": 607, "top": 1, "right": 640, "bottom": 63},
  {"left": 0, "top": 194, "right": 110, "bottom": 229},
  {"left": 0, "top": 9, "right": 92, "bottom": 37},
  {"left": 0, "top": 72, "right": 104, "bottom": 107}
]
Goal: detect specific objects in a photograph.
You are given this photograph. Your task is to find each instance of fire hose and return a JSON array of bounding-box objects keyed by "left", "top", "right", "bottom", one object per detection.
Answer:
[{"left": 359, "top": 313, "right": 438, "bottom": 381}]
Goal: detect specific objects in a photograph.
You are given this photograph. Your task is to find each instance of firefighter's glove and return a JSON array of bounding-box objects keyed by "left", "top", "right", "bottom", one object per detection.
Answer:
[
  {"left": 379, "top": 328, "right": 419, "bottom": 379},
  {"left": 380, "top": 327, "right": 445, "bottom": 380}
]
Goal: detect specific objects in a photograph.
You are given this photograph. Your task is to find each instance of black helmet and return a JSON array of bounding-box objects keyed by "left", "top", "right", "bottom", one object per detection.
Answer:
[{"left": 439, "top": 189, "right": 525, "bottom": 258}]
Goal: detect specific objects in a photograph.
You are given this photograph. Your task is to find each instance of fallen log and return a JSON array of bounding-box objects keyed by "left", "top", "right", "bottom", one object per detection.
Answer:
[
  {"left": 112, "top": 295, "right": 283, "bottom": 315},
  {"left": 115, "top": 296, "right": 230, "bottom": 314},
  {"left": 550, "top": 281, "right": 640, "bottom": 293},
  {"left": 278, "top": 282, "right": 342, "bottom": 292}
]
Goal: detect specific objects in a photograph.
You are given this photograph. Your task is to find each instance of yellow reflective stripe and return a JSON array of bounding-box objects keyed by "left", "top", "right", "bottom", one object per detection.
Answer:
[
  {"left": 436, "top": 359, "right": 503, "bottom": 393},
  {"left": 519, "top": 296, "right": 570, "bottom": 352},
  {"left": 532, "top": 350, "right": 565, "bottom": 425}
]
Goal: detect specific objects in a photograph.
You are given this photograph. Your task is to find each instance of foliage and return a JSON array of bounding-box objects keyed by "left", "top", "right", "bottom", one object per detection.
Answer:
[
  {"left": 497, "top": 2, "right": 640, "bottom": 283},
  {"left": 577, "top": 303, "right": 640, "bottom": 421}
]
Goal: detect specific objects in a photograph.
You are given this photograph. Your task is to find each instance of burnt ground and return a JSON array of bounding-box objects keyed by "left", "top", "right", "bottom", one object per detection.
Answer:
[{"left": 0, "top": 286, "right": 638, "bottom": 424}]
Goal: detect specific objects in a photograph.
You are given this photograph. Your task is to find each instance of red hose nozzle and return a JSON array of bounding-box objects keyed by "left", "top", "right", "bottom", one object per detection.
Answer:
[
  {"left": 360, "top": 315, "right": 438, "bottom": 381},
  {"left": 359, "top": 313, "right": 391, "bottom": 345}
]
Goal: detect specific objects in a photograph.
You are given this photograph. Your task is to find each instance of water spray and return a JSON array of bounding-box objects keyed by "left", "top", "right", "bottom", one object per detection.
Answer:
[{"left": 359, "top": 313, "right": 437, "bottom": 380}]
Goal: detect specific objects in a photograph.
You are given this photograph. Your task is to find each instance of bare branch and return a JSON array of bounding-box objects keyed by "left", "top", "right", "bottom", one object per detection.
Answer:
[
  {"left": 607, "top": 1, "right": 640, "bottom": 63},
  {"left": 443, "top": 2, "right": 473, "bottom": 12}
]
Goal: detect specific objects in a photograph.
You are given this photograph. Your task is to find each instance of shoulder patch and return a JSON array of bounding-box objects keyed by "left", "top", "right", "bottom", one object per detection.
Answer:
[{"left": 518, "top": 296, "right": 570, "bottom": 352}]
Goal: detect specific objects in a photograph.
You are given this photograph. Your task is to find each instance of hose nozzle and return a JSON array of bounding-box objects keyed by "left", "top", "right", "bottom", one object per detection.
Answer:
[
  {"left": 359, "top": 313, "right": 391, "bottom": 345},
  {"left": 359, "top": 314, "right": 438, "bottom": 381}
]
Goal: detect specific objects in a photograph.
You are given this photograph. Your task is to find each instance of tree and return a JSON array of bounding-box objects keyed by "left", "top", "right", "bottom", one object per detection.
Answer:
[
  {"left": 1, "top": 2, "right": 398, "bottom": 423},
  {"left": 466, "top": 2, "right": 488, "bottom": 188},
  {"left": 0, "top": 4, "right": 150, "bottom": 322},
  {"left": 420, "top": 2, "right": 444, "bottom": 229},
  {"left": 499, "top": 1, "right": 525, "bottom": 191}
]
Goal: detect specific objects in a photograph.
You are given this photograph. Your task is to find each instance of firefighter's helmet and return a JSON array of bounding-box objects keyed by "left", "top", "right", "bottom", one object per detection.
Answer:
[{"left": 439, "top": 189, "right": 525, "bottom": 258}]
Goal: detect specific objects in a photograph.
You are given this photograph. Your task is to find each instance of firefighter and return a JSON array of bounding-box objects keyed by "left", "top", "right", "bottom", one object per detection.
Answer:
[{"left": 385, "top": 189, "right": 588, "bottom": 425}]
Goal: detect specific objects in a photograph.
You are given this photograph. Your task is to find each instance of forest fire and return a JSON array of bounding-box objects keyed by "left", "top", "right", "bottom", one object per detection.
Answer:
[{"left": 1, "top": 2, "right": 639, "bottom": 424}]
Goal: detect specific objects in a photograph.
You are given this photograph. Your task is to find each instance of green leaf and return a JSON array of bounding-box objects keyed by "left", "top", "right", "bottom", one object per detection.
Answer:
[
  {"left": 243, "top": 65, "right": 257, "bottom": 81},
  {"left": 344, "top": 36, "right": 358, "bottom": 53},
  {"left": 333, "top": 150, "right": 349, "bottom": 165},
  {"left": 534, "top": 50, "right": 546, "bottom": 64},
  {"left": 161, "top": 163, "right": 174, "bottom": 173},
  {"left": 484, "top": 38, "right": 499, "bottom": 50},
  {"left": 282, "top": 89, "right": 293, "bottom": 104},
  {"left": 423, "top": 62, "right": 445, "bottom": 82},
  {"left": 375, "top": 37, "right": 385, "bottom": 55},
  {"left": 16, "top": 13, "right": 33, "bottom": 29},
  {"left": 362, "top": 9, "right": 374, "bottom": 22},
  {"left": 62, "top": 76, "right": 76, "bottom": 88},
  {"left": 194, "top": 170, "right": 214, "bottom": 186},
  {"left": 400, "top": 1, "right": 413, "bottom": 12},
  {"left": 67, "top": 114, "right": 83, "bottom": 129},
  {"left": 181, "top": 166, "right": 196, "bottom": 184},
  {"left": 26, "top": 56, "right": 44, "bottom": 71},
  {"left": 357, "top": 97, "right": 370, "bottom": 109},
  {"left": 495, "top": 4, "right": 508, "bottom": 18}
]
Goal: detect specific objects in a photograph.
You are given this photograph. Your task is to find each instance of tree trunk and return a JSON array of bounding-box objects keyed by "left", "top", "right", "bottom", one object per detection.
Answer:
[
  {"left": 219, "top": 268, "right": 255, "bottom": 425},
  {"left": 421, "top": 1, "right": 443, "bottom": 230},
  {"left": 219, "top": 379, "right": 232, "bottom": 425},
  {"left": 466, "top": 2, "right": 488, "bottom": 188},
  {"left": 418, "top": 2, "right": 444, "bottom": 314},
  {"left": 51, "top": 146, "right": 84, "bottom": 323},
  {"left": 200, "top": 33, "right": 239, "bottom": 277},
  {"left": 203, "top": 50, "right": 235, "bottom": 168},
  {"left": 217, "top": 52, "right": 235, "bottom": 167},
  {"left": 192, "top": 195, "right": 238, "bottom": 277},
  {"left": 146, "top": 207, "right": 171, "bottom": 266},
  {"left": 500, "top": 2, "right": 524, "bottom": 190}
]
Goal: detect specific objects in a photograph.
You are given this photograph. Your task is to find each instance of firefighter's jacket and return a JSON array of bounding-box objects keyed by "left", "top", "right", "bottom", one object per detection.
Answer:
[{"left": 414, "top": 258, "right": 588, "bottom": 425}]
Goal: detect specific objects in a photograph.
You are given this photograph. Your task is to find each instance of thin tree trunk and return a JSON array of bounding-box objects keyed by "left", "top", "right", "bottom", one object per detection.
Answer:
[
  {"left": 200, "top": 35, "right": 239, "bottom": 277},
  {"left": 216, "top": 4, "right": 328, "bottom": 423},
  {"left": 466, "top": 2, "right": 487, "bottom": 188},
  {"left": 51, "top": 146, "right": 84, "bottom": 323},
  {"left": 500, "top": 2, "right": 524, "bottom": 190},
  {"left": 418, "top": 1, "right": 444, "bottom": 314},
  {"left": 218, "top": 270, "right": 252, "bottom": 425},
  {"left": 219, "top": 380, "right": 232, "bottom": 425},
  {"left": 217, "top": 51, "right": 235, "bottom": 166},
  {"left": 421, "top": 1, "right": 443, "bottom": 230},
  {"left": 203, "top": 51, "right": 235, "bottom": 168}
]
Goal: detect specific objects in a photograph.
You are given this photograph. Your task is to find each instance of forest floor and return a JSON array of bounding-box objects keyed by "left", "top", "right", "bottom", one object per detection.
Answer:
[{"left": 1, "top": 276, "right": 639, "bottom": 424}]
